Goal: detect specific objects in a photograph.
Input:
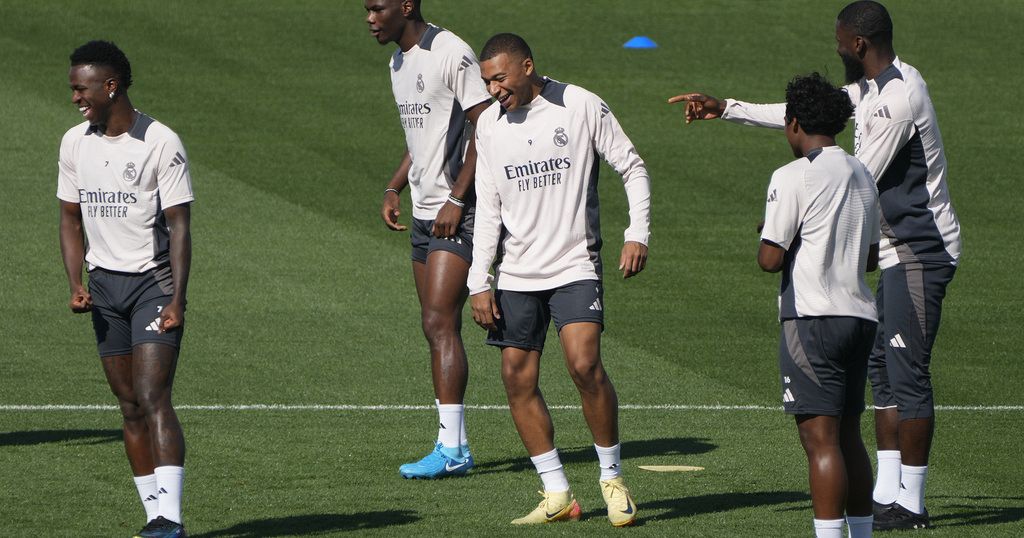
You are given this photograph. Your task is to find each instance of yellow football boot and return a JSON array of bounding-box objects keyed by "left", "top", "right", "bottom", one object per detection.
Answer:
[
  {"left": 600, "top": 477, "right": 638, "bottom": 527},
  {"left": 511, "top": 490, "right": 582, "bottom": 525}
]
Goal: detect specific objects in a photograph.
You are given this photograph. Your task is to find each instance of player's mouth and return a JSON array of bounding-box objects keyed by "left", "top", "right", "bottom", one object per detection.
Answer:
[
  {"left": 497, "top": 92, "right": 513, "bottom": 109},
  {"left": 369, "top": 28, "right": 382, "bottom": 39},
  {"left": 78, "top": 105, "right": 91, "bottom": 118}
]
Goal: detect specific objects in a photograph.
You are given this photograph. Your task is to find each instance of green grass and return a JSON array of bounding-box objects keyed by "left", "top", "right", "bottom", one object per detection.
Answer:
[{"left": 1, "top": 0, "right": 1022, "bottom": 535}]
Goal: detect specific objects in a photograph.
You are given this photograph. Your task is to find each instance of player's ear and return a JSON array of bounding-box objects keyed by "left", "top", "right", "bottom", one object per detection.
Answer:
[
  {"left": 854, "top": 35, "right": 868, "bottom": 58},
  {"left": 522, "top": 57, "right": 534, "bottom": 76},
  {"left": 104, "top": 77, "right": 118, "bottom": 98}
]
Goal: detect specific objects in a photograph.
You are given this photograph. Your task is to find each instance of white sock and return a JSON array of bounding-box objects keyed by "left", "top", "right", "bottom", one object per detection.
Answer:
[
  {"left": 813, "top": 518, "right": 844, "bottom": 538},
  {"left": 531, "top": 448, "right": 570, "bottom": 493},
  {"left": 437, "top": 404, "right": 463, "bottom": 449},
  {"left": 594, "top": 443, "right": 622, "bottom": 480},
  {"left": 132, "top": 474, "right": 159, "bottom": 523},
  {"left": 434, "top": 399, "right": 441, "bottom": 444},
  {"left": 154, "top": 465, "right": 184, "bottom": 524},
  {"left": 895, "top": 464, "right": 927, "bottom": 514},
  {"left": 846, "top": 515, "right": 873, "bottom": 538},
  {"left": 460, "top": 401, "right": 469, "bottom": 448},
  {"left": 873, "top": 450, "right": 902, "bottom": 504}
]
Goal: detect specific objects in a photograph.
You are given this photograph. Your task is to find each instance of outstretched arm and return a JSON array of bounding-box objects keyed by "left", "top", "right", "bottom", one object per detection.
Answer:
[
  {"left": 160, "top": 203, "right": 191, "bottom": 333},
  {"left": 59, "top": 201, "right": 92, "bottom": 313},
  {"left": 669, "top": 92, "right": 787, "bottom": 129},
  {"left": 667, "top": 92, "right": 727, "bottom": 123}
]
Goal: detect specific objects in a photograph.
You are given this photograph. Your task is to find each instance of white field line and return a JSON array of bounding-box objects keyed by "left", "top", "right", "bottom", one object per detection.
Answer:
[{"left": 1, "top": 403, "right": 1022, "bottom": 412}]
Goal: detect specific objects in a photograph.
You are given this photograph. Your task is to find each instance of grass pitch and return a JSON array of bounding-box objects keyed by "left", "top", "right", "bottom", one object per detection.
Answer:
[{"left": 1, "top": 1, "right": 1022, "bottom": 535}]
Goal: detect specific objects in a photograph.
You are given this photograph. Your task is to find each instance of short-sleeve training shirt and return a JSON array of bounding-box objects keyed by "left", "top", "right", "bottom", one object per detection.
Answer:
[
  {"left": 57, "top": 112, "right": 194, "bottom": 273},
  {"left": 761, "top": 146, "right": 879, "bottom": 321},
  {"left": 389, "top": 24, "right": 490, "bottom": 220}
]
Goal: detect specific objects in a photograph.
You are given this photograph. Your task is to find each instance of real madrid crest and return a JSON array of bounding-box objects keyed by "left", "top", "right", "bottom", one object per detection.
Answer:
[
  {"left": 553, "top": 127, "right": 568, "bottom": 147},
  {"left": 416, "top": 73, "right": 425, "bottom": 93},
  {"left": 123, "top": 162, "right": 137, "bottom": 182}
]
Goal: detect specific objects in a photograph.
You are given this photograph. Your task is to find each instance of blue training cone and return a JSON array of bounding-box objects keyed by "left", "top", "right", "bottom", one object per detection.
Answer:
[{"left": 623, "top": 36, "right": 657, "bottom": 49}]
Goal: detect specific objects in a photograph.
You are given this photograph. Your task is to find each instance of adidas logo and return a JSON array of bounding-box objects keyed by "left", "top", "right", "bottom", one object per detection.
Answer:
[
  {"left": 458, "top": 55, "right": 472, "bottom": 72},
  {"left": 144, "top": 494, "right": 158, "bottom": 502},
  {"left": 783, "top": 388, "right": 795, "bottom": 403},
  {"left": 889, "top": 333, "right": 907, "bottom": 349},
  {"left": 767, "top": 189, "right": 777, "bottom": 203},
  {"left": 589, "top": 298, "right": 603, "bottom": 311},
  {"left": 169, "top": 152, "right": 186, "bottom": 168},
  {"left": 873, "top": 105, "right": 892, "bottom": 119},
  {"left": 144, "top": 317, "right": 161, "bottom": 332},
  {"left": 158, "top": 487, "right": 168, "bottom": 495},
  {"left": 600, "top": 102, "right": 610, "bottom": 118}
]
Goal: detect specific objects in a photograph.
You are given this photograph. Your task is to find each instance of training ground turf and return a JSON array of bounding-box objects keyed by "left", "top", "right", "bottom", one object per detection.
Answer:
[{"left": 2, "top": 1, "right": 1022, "bottom": 535}]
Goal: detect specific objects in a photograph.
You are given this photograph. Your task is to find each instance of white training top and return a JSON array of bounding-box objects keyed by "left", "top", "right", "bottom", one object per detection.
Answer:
[
  {"left": 761, "top": 146, "right": 879, "bottom": 321},
  {"left": 721, "top": 58, "right": 960, "bottom": 270},
  {"left": 468, "top": 79, "right": 651, "bottom": 294},
  {"left": 389, "top": 24, "right": 491, "bottom": 219},
  {"left": 57, "top": 112, "right": 194, "bottom": 273}
]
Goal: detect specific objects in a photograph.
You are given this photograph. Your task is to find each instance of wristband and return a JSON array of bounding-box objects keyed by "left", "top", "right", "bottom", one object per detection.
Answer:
[
  {"left": 384, "top": 188, "right": 400, "bottom": 196},
  {"left": 447, "top": 194, "right": 466, "bottom": 208}
]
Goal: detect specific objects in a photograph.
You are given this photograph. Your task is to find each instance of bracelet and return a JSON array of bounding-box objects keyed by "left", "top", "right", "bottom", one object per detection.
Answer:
[
  {"left": 384, "top": 188, "right": 400, "bottom": 196},
  {"left": 447, "top": 194, "right": 466, "bottom": 208}
]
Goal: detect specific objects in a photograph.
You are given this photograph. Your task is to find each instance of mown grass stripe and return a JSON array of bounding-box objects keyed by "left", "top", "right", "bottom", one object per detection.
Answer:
[{"left": 2, "top": 404, "right": 1021, "bottom": 412}]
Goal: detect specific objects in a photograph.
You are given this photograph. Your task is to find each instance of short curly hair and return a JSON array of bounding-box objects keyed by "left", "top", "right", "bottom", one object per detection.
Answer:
[
  {"left": 784, "top": 73, "right": 853, "bottom": 137},
  {"left": 70, "top": 40, "right": 132, "bottom": 90}
]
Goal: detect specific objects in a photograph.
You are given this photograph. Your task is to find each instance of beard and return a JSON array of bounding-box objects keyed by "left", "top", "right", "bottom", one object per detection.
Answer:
[{"left": 841, "top": 52, "right": 865, "bottom": 84}]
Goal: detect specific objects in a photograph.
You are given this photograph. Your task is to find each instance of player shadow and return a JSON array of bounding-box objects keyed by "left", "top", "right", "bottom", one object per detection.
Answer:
[
  {"left": 471, "top": 437, "right": 717, "bottom": 476},
  {"left": 190, "top": 510, "right": 420, "bottom": 537},
  {"left": 606, "top": 490, "right": 810, "bottom": 523},
  {"left": 927, "top": 495, "right": 1024, "bottom": 528},
  {"left": 0, "top": 429, "right": 121, "bottom": 447}
]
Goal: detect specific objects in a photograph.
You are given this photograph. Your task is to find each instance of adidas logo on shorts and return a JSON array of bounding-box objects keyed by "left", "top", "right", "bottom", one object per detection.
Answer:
[
  {"left": 783, "top": 388, "right": 795, "bottom": 403},
  {"left": 889, "top": 333, "right": 907, "bottom": 349}
]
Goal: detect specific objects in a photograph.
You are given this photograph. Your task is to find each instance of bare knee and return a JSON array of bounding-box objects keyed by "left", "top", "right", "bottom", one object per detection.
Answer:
[
  {"left": 421, "top": 307, "right": 460, "bottom": 342},
  {"left": 502, "top": 364, "right": 537, "bottom": 402},
  {"left": 134, "top": 386, "right": 172, "bottom": 417},
  {"left": 566, "top": 357, "right": 606, "bottom": 391}
]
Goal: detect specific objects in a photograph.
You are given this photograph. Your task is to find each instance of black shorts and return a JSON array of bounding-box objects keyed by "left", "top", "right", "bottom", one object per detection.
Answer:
[
  {"left": 779, "top": 316, "right": 877, "bottom": 416},
  {"left": 87, "top": 267, "right": 184, "bottom": 357},
  {"left": 410, "top": 205, "right": 475, "bottom": 265},
  {"left": 868, "top": 263, "right": 956, "bottom": 419},
  {"left": 486, "top": 280, "right": 604, "bottom": 352}
]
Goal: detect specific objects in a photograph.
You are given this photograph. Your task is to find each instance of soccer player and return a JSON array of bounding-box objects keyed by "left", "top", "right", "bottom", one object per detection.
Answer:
[
  {"left": 669, "top": 1, "right": 960, "bottom": 530},
  {"left": 58, "top": 41, "right": 193, "bottom": 538},
  {"left": 364, "top": 0, "right": 492, "bottom": 478},
  {"left": 758, "top": 73, "right": 879, "bottom": 538},
  {"left": 469, "top": 33, "right": 650, "bottom": 527}
]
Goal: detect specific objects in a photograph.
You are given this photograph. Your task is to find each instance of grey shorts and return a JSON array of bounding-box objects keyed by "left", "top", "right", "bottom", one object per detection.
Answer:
[
  {"left": 779, "top": 316, "right": 877, "bottom": 416},
  {"left": 87, "top": 267, "right": 184, "bottom": 357},
  {"left": 410, "top": 205, "right": 475, "bottom": 264},
  {"left": 868, "top": 263, "right": 956, "bottom": 419},
  {"left": 486, "top": 280, "right": 604, "bottom": 352}
]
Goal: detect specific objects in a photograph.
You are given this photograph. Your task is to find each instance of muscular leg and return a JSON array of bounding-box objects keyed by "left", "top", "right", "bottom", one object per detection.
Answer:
[
  {"left": 101, "top": 353, "right": 155, "bottom": 475},
  {"left": 797, "top": 415, "right": 846, "bottom": 520},
  {"left": 501, "top": 347, "right": 555, "bottom": 456},
  {"left": 414, "top": 251, "right": 470, "bottom": 404},
  {"left": 132, "top": 343, "right": 185, "bottom": 466},
  {"left": 874, "top": 407, "right": 899, "bottom": 450},
  {"left": 560, "top": 323, "right": 618, "bottom": 447},
  {"left": 840, "top": 414, "right": 873, "bottom": 517},
  {"left": 898, "top": 418, "right": 934, "bottom": 466}
]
